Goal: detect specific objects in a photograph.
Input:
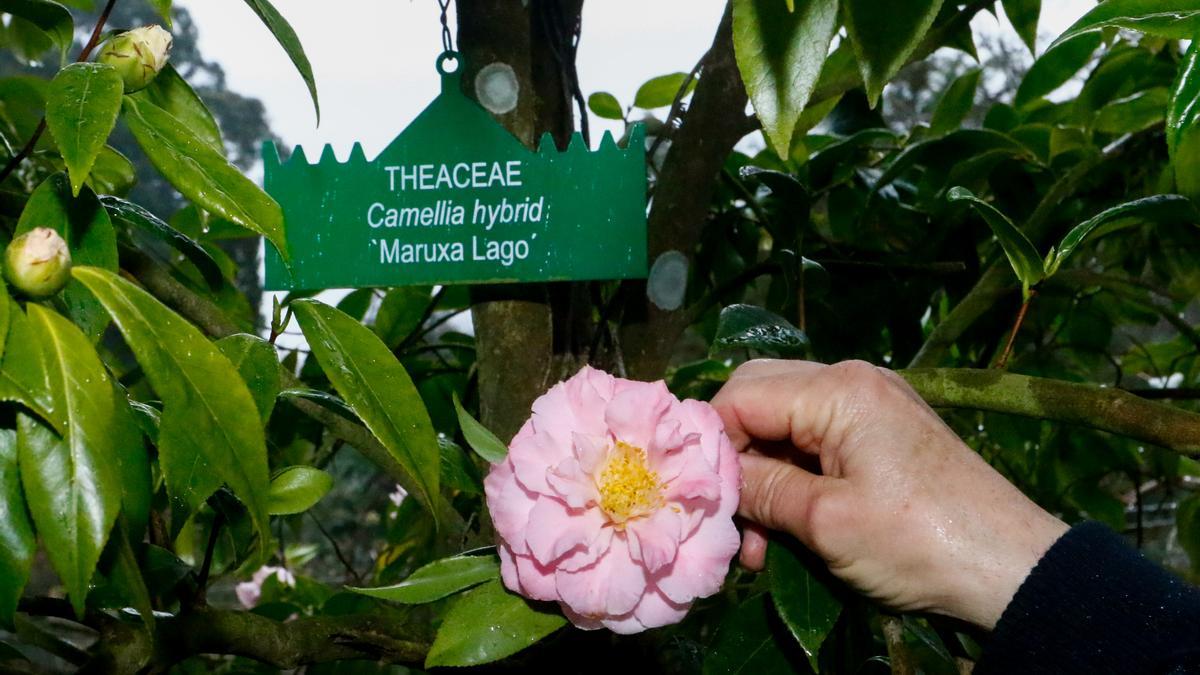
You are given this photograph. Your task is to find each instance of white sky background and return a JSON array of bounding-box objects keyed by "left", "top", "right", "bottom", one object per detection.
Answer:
[
  {"left": 178, "top": 0, "right": 1096, "bottom": 158},
  {"left": 172, "top": 0, "right": 1096, "bottom": 342}
]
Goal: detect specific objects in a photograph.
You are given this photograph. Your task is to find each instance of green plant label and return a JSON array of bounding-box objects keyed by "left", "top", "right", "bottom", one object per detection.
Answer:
[{"left": 264, "top": 53, "right": 648, "bottom": 290}]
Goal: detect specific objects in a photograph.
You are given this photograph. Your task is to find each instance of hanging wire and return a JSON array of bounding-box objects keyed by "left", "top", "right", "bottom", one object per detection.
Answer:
[{"left": 437, "top": 0, "right": 454, "bottom": 53}]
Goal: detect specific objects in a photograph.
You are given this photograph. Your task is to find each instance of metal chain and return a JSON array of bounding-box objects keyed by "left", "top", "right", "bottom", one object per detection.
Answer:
[{"left": 437, "top": 0, "right": 453, "bottom": 53}]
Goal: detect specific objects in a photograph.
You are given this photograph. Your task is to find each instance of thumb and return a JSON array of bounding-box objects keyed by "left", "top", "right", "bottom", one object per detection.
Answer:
[{"left": 738, "top": 453, "right": 840, "bottom": 551}]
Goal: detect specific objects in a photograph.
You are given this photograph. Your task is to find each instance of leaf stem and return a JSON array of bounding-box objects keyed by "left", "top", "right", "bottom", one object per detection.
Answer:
[{"left": 995, "top": 289, "right": 1036, "bottom": 369}]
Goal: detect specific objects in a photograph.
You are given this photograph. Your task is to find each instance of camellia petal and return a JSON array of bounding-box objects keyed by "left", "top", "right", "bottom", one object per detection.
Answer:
[{"left": 486, "top": 366, "right": 741, "bottom": 633}]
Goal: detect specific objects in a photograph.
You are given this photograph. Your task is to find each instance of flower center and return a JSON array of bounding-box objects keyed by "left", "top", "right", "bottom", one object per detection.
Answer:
[{"left": 596, "top": 441, "right": 663, "bottom": 527}]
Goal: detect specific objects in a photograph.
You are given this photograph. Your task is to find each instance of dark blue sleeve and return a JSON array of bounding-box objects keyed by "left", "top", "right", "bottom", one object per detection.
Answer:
[{"left": 976, "top": 521, "right": 1200, "bottom": 674}]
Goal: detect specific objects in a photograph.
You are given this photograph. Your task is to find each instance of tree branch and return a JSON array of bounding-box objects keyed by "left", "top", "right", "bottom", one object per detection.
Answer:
[
  {"left": 900, "top": 369, "right": 1200, "bottom": 454},
  {"left": 80, "top": 606, "right": 429, "bottom": 674}
]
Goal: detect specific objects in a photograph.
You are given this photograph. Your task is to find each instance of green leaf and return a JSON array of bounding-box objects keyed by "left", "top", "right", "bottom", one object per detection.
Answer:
[
  {"left": 843, "top": 0, "right": 945, "bottom": 106},
  {"left": 277, "top": 387, "right": 358, "bottom": 423},
  {"left": 440, "top": 437, "right": 482, "bottom": 495},
  {"left": 1014, "top": 32, "right": 1102, "bottom": 110},
  {"left": 1052, "top": 0, "right": 1200, "bottom": 48},
  {"left": 711, "top": 304, "right": 809, "bottom": 357},
  {"left": 121, "top": 95, "right": 287, "bottom": 260},
  {"left": 869, "top": 129, "right": 1031, "bottom": 201},
  {"left": 947, "top": 186, "right": 1045, "bottom": 292},
  {"left": 452, "top": 392, "right": 507, "bottom": 464},
  {"left": 1002, "top": 0, "right": 1041, "bottom": 54},
  {"left": 929, "top": 68, "right": 981, "bottom": 136},
  {"left": 425, "top": 579, "right": 565, "bottom": 667},
  {"left": 0, "top": 428, "right": 34, "bottom": 627},
  {"left": 45, "top": 63, "right": 124, "bottom": 197},
  {"left": 71, "top": 266, "right": 271, "bottom": 551},
  {"left": 133, "top": 64, "right": 222, "bottom": 153},
  {"left": 374, "top": 286, "right": 428, "bottom": 349},
  {"left": 217, "top": 333, "right": 280, "bottom": 423},
  {"left": 1169, "top": 34, "right": 1200, "bottom": 201},
  {"left": 15, "top": 173, "right": 118, "bottom": 340},
  {"left": 110, "top": 384, "right": 151, "bottom": 543},
  {"left": 351, "top": 554, "right": 499, "bottom": 604},
  {"left": 767, "top": 541, "right": 842, "bottom": 671},
  {"left": 703, "top": 593, "right": 800, "bottom": 674},
  {"left": 19, "top": 304, "right": 125, "bottom": 617},
  {"left": 1048, "top": 194, "right": 1199, "bottom": 275},
  {"left": 0, "top": 280, "right": 8, "bottom": 361},
  {"left": 732, "top": 0, "right": 839, "bottom": 157},
  {"left": 0, "top": 0, "right": 73, "bottom": 62},
  {"left": 0, "top": 300, "right": 56, "bottom": 428},
  {"left": 633, "top": 72, "right": 695, "bottom": 109},
  {"left": 267, "top": 465, "right": 332, "bottom": 515},
  {"left": 93, "top": 520, "right": 154, "bottom": 629},
  {"left": 88, "top": 146, "right": 136, "bottom": 196},
  {"left": 1094, "top": 87, "right": 1169, "bottom": 134},
  {"left": 146, "top": 0, "right": 171, "bottom": 26},
  {"left": 241, "top": 0, "right": 319, "bottom": 122},
  {"left": 293, "top": 300, "right": 441, "bottom": 521},
  {"left": 100, "top": 195, "right": 224, "bottom": 290},
  {"left": 587, "top": 91, "right": 623, "bottom": 120}
]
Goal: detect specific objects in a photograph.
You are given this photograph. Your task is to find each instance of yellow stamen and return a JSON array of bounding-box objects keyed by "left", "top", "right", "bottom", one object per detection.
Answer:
[{"left": 597, "top": 441, "right": 664, "bottom": 528}]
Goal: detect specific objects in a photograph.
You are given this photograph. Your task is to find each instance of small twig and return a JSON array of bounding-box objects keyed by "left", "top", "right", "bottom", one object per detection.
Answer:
[
  {"left": 0, "top": 0, "right": 120, "bottom": 184},
  {"left": 881, "top": 614, "right": 915, "bottom": 675},
  {"left": 307, "top": 511, "right": 363, "bottom": 585},
  {"left": 995, "top": 289, "right": 1037, "bottom": 370},
  {"left": 194, "top": 512, "right": 226, "bottom": 606}
]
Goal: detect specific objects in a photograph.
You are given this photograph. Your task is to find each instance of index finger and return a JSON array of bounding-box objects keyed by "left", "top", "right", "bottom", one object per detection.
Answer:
[{"left": 711, "top": 359, "right": 828, "bottom": 451}]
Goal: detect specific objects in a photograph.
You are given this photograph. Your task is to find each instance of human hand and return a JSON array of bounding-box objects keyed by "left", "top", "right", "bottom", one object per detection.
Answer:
[{"left": 711, "top": 359, "right": 1068, "bottom": 629}]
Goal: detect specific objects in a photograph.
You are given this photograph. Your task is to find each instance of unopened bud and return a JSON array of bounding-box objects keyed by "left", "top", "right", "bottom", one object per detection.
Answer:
[
  {"left": 4, "top": 228, "right": 72, "bottom": 298},
  {"left": 97, "top": 25, "right": 173, "bottom": 93}
]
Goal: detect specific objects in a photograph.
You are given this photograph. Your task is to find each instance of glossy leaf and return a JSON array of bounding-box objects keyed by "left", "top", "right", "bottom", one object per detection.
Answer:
[
  {"left": 425, "top": 579, "right": 565, "bottom": 667},
  {"left": 100, "top": 195, "right": 224, "bottom": 290},
  {"left": 703, "top": 593, "right": 802, "bottom": 674},
  {"left": 0, "top": 0, "right": 73, "bottom": 61},
  {"left": 277, "top": 387, "right": 359, "bottom": 423},
  {"left": 88, "top": 146, "right": 136, "bottom": 196},
  {"left": 217, "top": 333, "right": 281, "bottom": 423},
  {"left": 711, "top": 304, "right": 809, "bottom": 357},
  {"left": 587, "top": 91, "right": 623, "bottom": 120},
  {"left": 374, "top": 286, "right": 428, "bottom": 349},
  {"left": 267, "top": 466, "right": 332, "bottom": 515},
  {"left": 0, "top": 428, "right": 34, "bottom": 627},
  {"left": 948, "top": 187, "right": 1045, "bottom": 293},
  {"left": 72, "top": 266, "right": 271, "bottom": 549},
  {"left": 1014, "top": 33, "right": 1102, "bottom": 109},
  {"left": 1169, "top": 35, "right": 1200, "bottom": 201},
  {"left": 1094, "top": 88, "right": 1169, "bottom": 134},
  {"left": 1048, "top": 195, "right": 1199, "bottom": 275},
  {"left": 0, "top": 300, "right": 56, "bottom": 428},
  {"left": 929, "top": 69, "right": 981, "bottom": 136},
  {"left": 869, "top": 129, "right": 1031, "bottom": 200},
  {"left": 843, "top": 0, "right": 945, "bottom": 106},
  {"left": 453, "top": 392, "right": 507, "bottom": 463},
  {"left": 1052, "top": 0, "right": 1200, "bottom": 48},
  {"left": 732, "top": 0, "right": 838, "bottom": 157},
  {"left": 767, "top": 541, "right": 842, "bottom": 671},
  {"left": 15, "top": 173, "right": 118, "bottom": 340},
  {"left": 0, "top": 280, "right": 8, "bottom": 361},
  {"left": 241, "top": 0, "right": 319, "bottom": 121},
  {"left": 133, "top": 63, "right": 222, "bottom": 153},
  {"left": 93, "top": 520, "right": 154, "bottom": 628},
  {"left": 110, "top": 384, "right": 151, "bottom": 542},
  {"left": 633, "top": 72, "right": 694, "bottom": 109},
  {"left": 1002, "top": 0, "right": 1041, "bottom": 54},
  {"left": 121, "top": 96, "right": 287, "bottom": 260},
  {"left": 19, "top": 304, "right": 124, "bottom": 617},
  {"left": 351, "top": 554, "right": 499, "bottom": 604},
  {"left": 45, "top": 63, "right": 124, "bottom": 196},
  {"left": 293, "top": 300, "right": 440, "bottom": 520}
]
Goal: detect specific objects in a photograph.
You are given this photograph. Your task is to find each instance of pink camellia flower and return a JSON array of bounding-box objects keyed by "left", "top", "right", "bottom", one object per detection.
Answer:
[{"left": 484, "top": 366, "right": 741, "bottom": 634}]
